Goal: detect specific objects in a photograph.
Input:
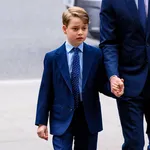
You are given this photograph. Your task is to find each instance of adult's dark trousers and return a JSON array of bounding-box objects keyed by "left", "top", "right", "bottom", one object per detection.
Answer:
[
  {"left": 116, "top": 72, "right": 150, "bottom": 150},
  {"left": 52, "top": 102, "right": 98, "bottom": 150}
]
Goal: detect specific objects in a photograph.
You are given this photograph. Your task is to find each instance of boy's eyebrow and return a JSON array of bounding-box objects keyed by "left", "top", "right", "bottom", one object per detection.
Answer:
[
  {"left": 71, "top": 25, "right": 80, "bottom": 27},
  {"left": 72, "top": 24, "right": 87, "bottom": 27}
]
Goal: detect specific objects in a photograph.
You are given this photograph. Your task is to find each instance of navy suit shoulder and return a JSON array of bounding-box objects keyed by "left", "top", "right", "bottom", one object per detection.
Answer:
[
  {"left": 84, "top": 43, "right": 103, "bottom": 63},
  {"left": 85, "top": 43, "right": 102, "bottom": 54},
  {"left": 43, "top": 43, "right": 67, "bottom": 68},
  {"left": 44, "top": 44, "right": 63, "bottom": 61},
  {"left": 43, "top": 51, "right": 55, "bottom": 66}
]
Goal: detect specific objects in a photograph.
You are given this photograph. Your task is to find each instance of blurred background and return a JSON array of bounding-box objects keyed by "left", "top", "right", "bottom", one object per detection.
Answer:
[
  {"left": 0, "top": 0, "right": 148, "bottom": 150},
  {"left": 0, "top": 0, "right": 67, "bottom": 80},
  {"left": 0, "top": 0, "right": 99, "bottom": 80}
]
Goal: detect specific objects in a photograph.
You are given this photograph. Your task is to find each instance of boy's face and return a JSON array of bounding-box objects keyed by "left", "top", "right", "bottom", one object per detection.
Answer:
[{"left": 62, "top": 17, "right": 88, "bottom": 47}]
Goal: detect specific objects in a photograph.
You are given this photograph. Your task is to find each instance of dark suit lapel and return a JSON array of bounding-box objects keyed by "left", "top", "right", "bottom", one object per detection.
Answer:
[
  {"left": 82, "top": 43, "right": 95, "bottom": 90},
  {"left": 56, "top": 43, "right": 72, "bottom": 93},
  {"left": 125, "top": 0, "right": 139, "bottom": 20},
  {"left": 146, "top": 0, "right": 150, "bottom": 39},
  {"left": 125, "top": 0, "right": 145, "bottom": 36}
]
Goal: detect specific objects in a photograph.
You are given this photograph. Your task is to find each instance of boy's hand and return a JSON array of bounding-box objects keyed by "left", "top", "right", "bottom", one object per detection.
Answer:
[
  {"left": 37, "top": 125, "right": 48, "bottom": 141},
  {"left": 110, "top": 76, "right": 124, "bottom": 97}
]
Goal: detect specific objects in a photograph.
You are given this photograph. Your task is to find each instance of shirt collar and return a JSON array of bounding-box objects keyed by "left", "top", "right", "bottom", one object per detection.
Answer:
[{"left": 65, "top": 40, "right": 83, "bottom": 53}]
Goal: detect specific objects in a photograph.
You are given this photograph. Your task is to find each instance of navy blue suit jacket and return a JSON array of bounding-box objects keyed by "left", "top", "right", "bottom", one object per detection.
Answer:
[
  {"left": 35, "top": 42, "right": 107, "bottom": 136},
  {"left": 100, "top": 0, "right": 150, "bottom": 97}
]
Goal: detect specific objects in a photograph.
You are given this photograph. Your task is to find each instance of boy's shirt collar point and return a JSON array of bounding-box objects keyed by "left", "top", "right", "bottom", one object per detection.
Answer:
[{"left": 65, "top": 41, "right": 83, "bottom": 53}]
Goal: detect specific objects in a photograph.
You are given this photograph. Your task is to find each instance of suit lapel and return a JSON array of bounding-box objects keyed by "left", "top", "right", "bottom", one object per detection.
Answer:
[
  {"left": 146, "top": 0, "right": 150, "bottom": 39},
  {"left": 82, "top": 43, "right": 95, "bottom": 90},
  {"left": 125, "top": 0, "right": 138, "bottom": 17},
  {"left": 56, "top": 43, "right": 95, "bottom": 92},
  {"left": 56, "top": 43, "right": 72, "bottom": 93},
  {"left": 125, "top": 0, "right": 145, "bottom": 36}
]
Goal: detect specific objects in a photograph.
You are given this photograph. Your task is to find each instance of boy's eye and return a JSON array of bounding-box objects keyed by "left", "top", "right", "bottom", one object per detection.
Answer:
[{"left": 72, "top": 27, "right": 78, "bottom": 31}]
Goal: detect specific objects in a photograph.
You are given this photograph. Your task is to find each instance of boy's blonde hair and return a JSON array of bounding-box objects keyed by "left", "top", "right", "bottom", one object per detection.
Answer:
[{"left": 62, "top": 6, "right": 89, "bottom": 27}]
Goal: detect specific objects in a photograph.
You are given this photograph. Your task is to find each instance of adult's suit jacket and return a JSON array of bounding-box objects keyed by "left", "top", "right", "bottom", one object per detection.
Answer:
[
  {"left": 100, "top": 0, "right": 150, "bottom": 97},
  {"left": 35, "top": 42, "right": 106, "bottom": 136}
]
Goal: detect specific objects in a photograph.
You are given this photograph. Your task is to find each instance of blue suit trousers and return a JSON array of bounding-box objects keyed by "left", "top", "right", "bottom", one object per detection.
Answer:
[{"left": 52, "top": 102, "right": 98, "bottom": 150}]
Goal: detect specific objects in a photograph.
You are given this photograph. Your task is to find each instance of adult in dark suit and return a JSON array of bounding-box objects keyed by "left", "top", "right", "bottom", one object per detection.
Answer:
[
  {"left": 35, "top": 6, "right": 107, "bottom": 150},
  {"left": 100, "top": 0, "right": 150, "bottom": 149}
]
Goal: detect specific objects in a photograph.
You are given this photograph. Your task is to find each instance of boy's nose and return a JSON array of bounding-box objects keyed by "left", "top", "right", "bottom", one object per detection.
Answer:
[{"left": 78, "top": 29, "right": 83, "bottom": 34}]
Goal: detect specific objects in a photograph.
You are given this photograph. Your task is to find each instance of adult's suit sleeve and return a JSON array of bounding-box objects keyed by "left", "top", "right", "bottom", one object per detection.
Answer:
[
  {"left": 35, "top": 53, "right": 53, "bottom": 126},
  {"left": 99, "top": 0, "right": 119, "bottom": 79},
  {"left": 98, "top": 49, "right": 116, "bottom": 98}
]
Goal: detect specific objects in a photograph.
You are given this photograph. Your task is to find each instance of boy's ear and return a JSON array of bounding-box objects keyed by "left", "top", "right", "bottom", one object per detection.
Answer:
[{"left": 62, "top": 25, "right": 67, "bottom": 34}]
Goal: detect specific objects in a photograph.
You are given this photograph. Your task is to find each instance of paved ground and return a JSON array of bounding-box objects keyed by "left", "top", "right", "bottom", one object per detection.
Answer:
[{"left": 0, "top": 80, "right": 148, "bottom": 150}]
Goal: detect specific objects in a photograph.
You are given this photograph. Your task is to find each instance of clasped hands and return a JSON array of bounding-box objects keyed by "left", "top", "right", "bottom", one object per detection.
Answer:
[{"left": 110, "top": 75, "right": 124, "bottom": 97}]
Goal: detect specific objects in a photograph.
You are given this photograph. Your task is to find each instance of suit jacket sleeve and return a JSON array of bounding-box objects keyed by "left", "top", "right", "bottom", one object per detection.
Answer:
[
  {"left": 99, "top": 0, "right": 119, "bottom": 79},
  {"left": 35, "top": 53, "right": 53, "bottom": 126},
  {"left": 98, "top": 49, "right": 115, "bottom": 98}
]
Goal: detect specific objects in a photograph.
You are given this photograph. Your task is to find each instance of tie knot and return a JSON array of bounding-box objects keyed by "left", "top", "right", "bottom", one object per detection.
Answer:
[{"left": 73, "top": 47, "right": 80, "bottom": 54}]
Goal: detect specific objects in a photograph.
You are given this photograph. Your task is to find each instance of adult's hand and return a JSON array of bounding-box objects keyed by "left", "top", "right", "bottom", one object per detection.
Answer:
[
  {"left": 37, "top": 125, "right": 48, "bottom": 141},
  {"left": 110, "top": 75, "right": 124, "bottom": 97}
]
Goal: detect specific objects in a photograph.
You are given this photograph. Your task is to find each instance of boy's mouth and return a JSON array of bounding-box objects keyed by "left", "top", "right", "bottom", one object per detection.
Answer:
[{"left": 77, "top": 37, "right": 83, "bottom": 40}]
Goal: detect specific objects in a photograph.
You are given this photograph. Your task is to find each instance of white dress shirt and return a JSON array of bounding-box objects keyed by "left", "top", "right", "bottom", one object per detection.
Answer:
[{"left": 135, "top": 0, "right": 148, "bottom": 15}]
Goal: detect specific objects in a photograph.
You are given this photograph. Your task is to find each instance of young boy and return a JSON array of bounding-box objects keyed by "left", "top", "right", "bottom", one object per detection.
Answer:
[{"left": 35, "top": 6, "right": 107, "bottom": 150}]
